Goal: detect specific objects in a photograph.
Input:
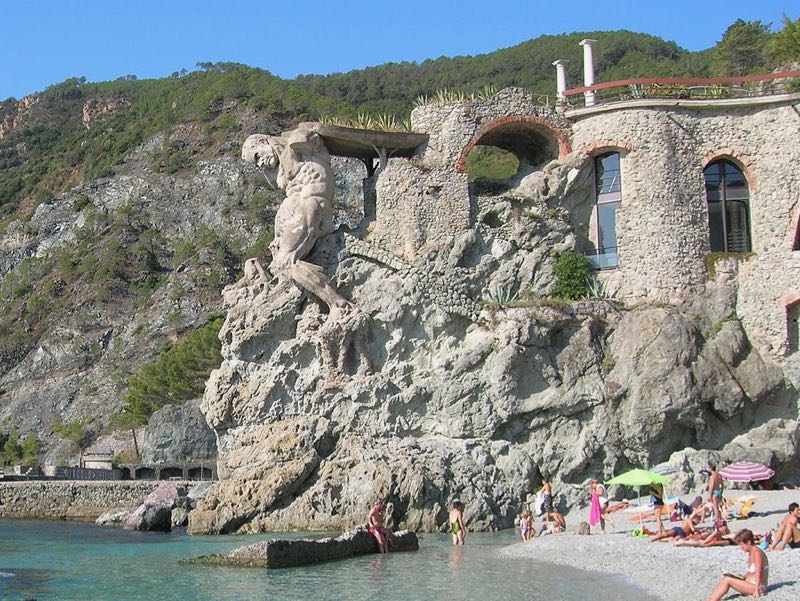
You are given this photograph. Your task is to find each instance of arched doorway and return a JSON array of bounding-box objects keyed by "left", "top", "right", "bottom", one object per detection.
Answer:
[
  {"left": 135, "top": 467, "right": 156, "bottom": 480},
  {"left": 159, "top": 467, "right": 184, "bottom": 480}
]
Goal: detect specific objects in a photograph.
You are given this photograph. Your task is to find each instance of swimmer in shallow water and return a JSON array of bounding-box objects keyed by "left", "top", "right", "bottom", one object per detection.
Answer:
[{"left": 449, "top": 500, "right": 466, "bottom": 545}]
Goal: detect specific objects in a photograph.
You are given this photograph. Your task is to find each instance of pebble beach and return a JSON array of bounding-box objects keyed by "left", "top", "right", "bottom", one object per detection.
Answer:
[{"left": 502, "top": 490, "right": 800, "bottom": 600}]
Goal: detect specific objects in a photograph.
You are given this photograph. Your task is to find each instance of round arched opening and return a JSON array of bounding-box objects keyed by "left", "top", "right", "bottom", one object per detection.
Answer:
[
  {"left": 464, "top": 145, "right": 520, "bottom": 182},
  {"left": 472, "top": 121, "right": 560, "bottom": 170},
  {"left": 458, "top": 117, "right": 567, "bottom": 195}
]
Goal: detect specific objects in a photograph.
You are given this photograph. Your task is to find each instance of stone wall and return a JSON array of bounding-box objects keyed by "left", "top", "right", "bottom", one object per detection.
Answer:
[
  {"left": 411, "top": 87, "right": 572, "bottom": 170},
  {"left": 371, "top": 162, "right": 470, "bottom": 260},
  {"left": 0, "top": 481, "right": 166, "bottom": 521},
  {"left": 569, "top": 96, "right": 800, "bottom": 361}
]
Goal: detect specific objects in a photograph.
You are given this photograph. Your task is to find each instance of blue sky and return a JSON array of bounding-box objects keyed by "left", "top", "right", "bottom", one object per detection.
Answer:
[{"left": 0, "top": 0, "right": 795, "bottom": 100}]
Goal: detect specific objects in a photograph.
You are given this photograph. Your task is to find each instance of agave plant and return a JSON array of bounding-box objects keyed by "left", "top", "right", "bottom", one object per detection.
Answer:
[
  {"left": 484, "top": 283, "right": 518, "bottom": 308},
  {"left": 472, "top": 85, "right": 498, "bottom": 101},
  {"left": 585, "top": 274, "right": 616, "bottom": 300},
  {"left": 373, "top": 113, "right": 398, "bottom": 131}
]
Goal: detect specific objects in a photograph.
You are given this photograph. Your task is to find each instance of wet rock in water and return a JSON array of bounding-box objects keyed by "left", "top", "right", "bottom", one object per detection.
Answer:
[
  {"left": 183, "top": 527, "right": 419, "bottom": 568},
  {"left": 124, "top": 482, "right": 187, "bottom": 531},
  {"left": 95, "top": 508, "right": 132, "bottom": 526},
  {"left": 171, "top": 506, "right": 189, "bottom": 528}
]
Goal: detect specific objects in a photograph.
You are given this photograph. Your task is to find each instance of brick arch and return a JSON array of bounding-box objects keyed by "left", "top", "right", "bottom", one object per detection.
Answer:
[
  {"left": 456, "top": 115, "right": 572, "bottom": 173},
  {"left": 779, "top": 292, "right": 800, "bottom": 310},
  {"left": 702, "top": 149, "right": 759, "bottom": 192},
  {"left": 581, "top": 139, "right": 634, "bottom": 157}
]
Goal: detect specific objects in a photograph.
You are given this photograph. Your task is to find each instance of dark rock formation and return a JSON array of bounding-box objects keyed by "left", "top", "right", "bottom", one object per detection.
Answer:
[{"left": 140, "top": 400, "right": 217, "bottom": 463}]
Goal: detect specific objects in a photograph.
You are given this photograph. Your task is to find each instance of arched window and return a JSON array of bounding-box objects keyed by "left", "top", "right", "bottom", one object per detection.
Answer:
[
  {"left": 704, "top": 160, "right": 751, "bottom": 253},
  {"left": 589, "top": 152, "right": 621, "bottom": 268},
  {"left": 789, "top": 301, "right": 800, "bottom": 355}
]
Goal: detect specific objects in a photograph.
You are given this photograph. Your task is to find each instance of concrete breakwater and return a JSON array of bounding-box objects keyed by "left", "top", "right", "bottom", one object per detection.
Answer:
[{"left": 0, "top": 481, "right": 171, "bottom": 521}]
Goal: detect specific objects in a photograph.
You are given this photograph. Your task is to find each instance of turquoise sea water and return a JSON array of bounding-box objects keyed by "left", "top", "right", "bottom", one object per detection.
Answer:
[{"left": 0, "top": 520, "right": 647, "bottom": 601}]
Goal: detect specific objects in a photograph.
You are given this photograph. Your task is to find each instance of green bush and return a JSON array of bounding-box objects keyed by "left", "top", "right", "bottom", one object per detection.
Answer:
[
  {"left": 122, "top": 317, "right": 224, "bottom": 425},
  {"left": 551, "top": 251, "right": 593, "bottom": 300}
]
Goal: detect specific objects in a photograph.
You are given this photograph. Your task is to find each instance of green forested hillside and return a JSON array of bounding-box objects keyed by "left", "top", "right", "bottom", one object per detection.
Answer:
[
  {"left": 2, "top": 20, "right": 798, "bottom": 223},
  {"left": 297, "top": 30, "right": 710, "bottom": 114}
]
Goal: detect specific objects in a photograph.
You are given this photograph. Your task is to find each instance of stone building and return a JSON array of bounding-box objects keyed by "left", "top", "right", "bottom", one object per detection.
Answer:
[{"left": 369, "top": 56, "right": 800, "bottom": 380}]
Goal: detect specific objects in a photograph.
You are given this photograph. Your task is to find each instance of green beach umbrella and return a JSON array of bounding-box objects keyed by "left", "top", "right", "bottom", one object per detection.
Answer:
[
  {"left": 606, "top": 469, "right": 671, "bottom": 531},
  {"left": 606, "top": 469, "right": 671, "bottom": 487}
]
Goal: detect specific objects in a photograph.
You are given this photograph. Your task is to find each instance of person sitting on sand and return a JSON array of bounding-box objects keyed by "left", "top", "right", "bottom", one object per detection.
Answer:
[
  {"left": 706, "top": 529, "right": 768, "bottom": 600},
  {"left": 368, "top": 499, "right": 392, "bottom": 553},
  {"left": 649, "top": 514, "right": 699, "bottom": 542},
  {"left": 767, "top": 502, "right": 800, "bottom": 551},
  {"left": 449, "top": 500, "right": 466, "bottom": 546}
]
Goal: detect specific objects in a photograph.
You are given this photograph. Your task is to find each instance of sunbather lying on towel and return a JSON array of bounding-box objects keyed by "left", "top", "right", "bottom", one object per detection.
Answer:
[
  {"left": 649, "top": 515, "right": 700, "bottom": 543},
  {"left": 674, "top": 520, "right": 734, "bottom": 547}
]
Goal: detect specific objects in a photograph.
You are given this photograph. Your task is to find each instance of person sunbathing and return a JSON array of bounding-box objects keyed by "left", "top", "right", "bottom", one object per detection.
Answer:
[
  {"left": 605, "top": 500, "right": 629, "bottom": 513},
  {"left": 767, "top": 502, "right": 800, "bottom": 551},
  {"left": 649, "top": 515, "right": 699, "bottom": 542},
  {"left": 674, "top": 520, "right": 734, "bottom": 547}
]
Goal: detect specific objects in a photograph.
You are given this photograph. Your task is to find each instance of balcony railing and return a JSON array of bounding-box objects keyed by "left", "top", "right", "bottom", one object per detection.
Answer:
[
  {"left": 585, "top": 247, "right": 619, "bottom": 270},
  {"left": 564, "top": 71, "right": 800, "bottom": 107}
]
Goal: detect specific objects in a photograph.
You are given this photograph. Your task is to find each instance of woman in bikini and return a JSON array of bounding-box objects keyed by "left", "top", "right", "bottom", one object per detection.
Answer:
[
  {"left": 449, "top": 500, "right": 466, "bottom": 545},
  {"left": 368, "top": 500, "right": 391, "bottom": 553},
  {"left": 706, "top": 529, "right": 768, "bottom": 600}
]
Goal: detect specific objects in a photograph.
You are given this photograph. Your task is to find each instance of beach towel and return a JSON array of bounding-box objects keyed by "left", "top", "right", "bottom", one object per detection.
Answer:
[
  {"left": 589, "top": 492, "right": 602, "bottom": 526},
  {"left": 533, "top": 491, "right": 546, "bottom": 517}
]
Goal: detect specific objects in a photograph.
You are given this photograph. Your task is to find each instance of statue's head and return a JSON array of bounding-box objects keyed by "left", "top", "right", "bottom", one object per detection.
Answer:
[{"left": 242, "top": 134, "right": 280, "bottom": 168}]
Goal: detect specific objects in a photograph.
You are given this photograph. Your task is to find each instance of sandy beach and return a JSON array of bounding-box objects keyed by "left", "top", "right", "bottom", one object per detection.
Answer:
[{"left": 502, "top": 489, "right": 800, "bottom": 600}]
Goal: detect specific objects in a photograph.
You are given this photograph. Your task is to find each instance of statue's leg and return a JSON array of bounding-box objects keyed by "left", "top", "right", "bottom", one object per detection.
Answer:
[{"left": 272, "top": 194, "right": 352, "bottom": 315}]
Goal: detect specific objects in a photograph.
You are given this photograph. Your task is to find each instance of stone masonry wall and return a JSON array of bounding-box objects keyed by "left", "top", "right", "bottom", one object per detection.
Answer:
[
  {"left": 371, "top": 161, "right": 470, "bottom": 261},
  {"left": 0, "top": 481, "right": 165, "bottom": 521},
  {"left": 569, "top": 98, "right": 800, "bottom": 359},
  {"left": 411, "top": 87, "right": 571, "bottom": 170}
]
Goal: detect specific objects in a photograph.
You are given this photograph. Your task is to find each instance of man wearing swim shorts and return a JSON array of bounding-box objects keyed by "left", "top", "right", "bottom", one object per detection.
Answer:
[{"left": 708, "top": 463, "right": 724, "bottom": 522}]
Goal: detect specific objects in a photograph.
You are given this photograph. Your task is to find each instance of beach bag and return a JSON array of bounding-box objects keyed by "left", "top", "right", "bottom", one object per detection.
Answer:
[{"left": 534, "top": 491, "right": 546, "bottom": 516}]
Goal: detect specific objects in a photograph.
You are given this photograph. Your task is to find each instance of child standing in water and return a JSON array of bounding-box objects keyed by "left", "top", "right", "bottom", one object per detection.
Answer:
[
  {"left": 449, "top": 500, "right": 466, "bottom": 545},
  {"left": 519, "top": 510, "right": 534, "bottom": 541}
]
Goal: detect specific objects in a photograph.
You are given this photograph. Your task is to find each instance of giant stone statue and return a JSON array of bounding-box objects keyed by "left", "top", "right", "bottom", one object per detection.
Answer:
[{"left": 241, "top": 123, "right": 368, "bottom": 383}]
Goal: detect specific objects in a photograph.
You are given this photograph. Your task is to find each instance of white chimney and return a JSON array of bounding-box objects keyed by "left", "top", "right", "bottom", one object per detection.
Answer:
[{"left": 579, "top": 39, "right": 598, "bottom": 106}]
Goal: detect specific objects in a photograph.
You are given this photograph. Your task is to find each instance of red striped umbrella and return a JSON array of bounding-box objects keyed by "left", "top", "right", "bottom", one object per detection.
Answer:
[{"left": 719, "top": 461, "right": 775, "bottom": 482}]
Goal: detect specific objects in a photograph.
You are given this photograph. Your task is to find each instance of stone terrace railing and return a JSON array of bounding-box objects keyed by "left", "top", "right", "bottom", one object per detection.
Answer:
[{"left": 564, "top": 70, "right": 800, "bottom": 107}]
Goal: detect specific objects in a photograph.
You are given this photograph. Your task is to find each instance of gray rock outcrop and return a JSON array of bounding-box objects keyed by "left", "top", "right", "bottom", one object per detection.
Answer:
[
  {"left": 140, "top": 399, "right": 217, "bottom": 464},
  {"left": 189, "top": 200, "right": 797, "bottom": 534},
  {"left": 124, "top": 482, "right": 187, "bottom": 532}
]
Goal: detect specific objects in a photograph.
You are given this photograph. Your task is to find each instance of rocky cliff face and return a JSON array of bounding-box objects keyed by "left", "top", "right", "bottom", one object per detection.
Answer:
[
  {"left": 0, "top": 105, "right": 288, "bottom": 462},
  {"left": 189, "top": 154, "right": 799, "bottom": 534}
]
